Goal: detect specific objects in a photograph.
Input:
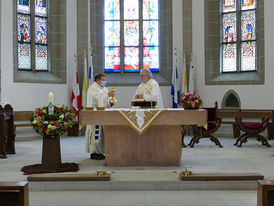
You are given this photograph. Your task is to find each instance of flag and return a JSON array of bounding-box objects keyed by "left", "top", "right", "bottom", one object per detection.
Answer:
[
  {"left": 188, "top": 56, "right": 195, "bottom": 94},
  {"left": 71, "top": 57, "right": 81, "bottom": 116},
  {"left": 81, "top": 52, "right": 88, "bottom": 109},
  {"left": 171, "top": 50, "right": 180, "bottom": 108},
  {"left": 88, "top": 49, "right": 94, "bottom": 87},
  {"left": 181, "top": 52, "right": 188, "bottom": 95}
]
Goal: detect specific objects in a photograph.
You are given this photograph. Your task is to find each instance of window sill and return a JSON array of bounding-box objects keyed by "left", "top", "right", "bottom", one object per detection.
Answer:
[
  {"left": 206, "top": 71, "right": 264, "bottom": 85},
  {"left": 14, "top": 70, "right": 66, "bottom": 84}
]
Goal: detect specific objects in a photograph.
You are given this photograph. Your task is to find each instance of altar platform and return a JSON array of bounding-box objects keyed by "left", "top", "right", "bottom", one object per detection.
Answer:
[{"left": 0, "top": 134, "right": 273, "bottom": 192}]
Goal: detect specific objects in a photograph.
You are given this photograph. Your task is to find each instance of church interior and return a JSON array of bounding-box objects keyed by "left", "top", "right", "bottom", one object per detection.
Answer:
[{"left": 1, "top": 0, "right": 274, "bottom": 205}]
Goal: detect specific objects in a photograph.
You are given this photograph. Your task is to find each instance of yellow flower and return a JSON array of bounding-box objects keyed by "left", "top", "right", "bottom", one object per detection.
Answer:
[
  {"left": 59, "top": 114, "right": 64, "bottom": 119},
  {"left": 48, "top": 125, "right": 52, "bottom": 129},
  {"left": 43, "top": 109, "right": 47, "bottom": 114},
  {"left": 56, "top": 105, "right": 61, "bottom": 108},
  {"left": 32, "top": 120, "right": 38, "bottom": 124}
]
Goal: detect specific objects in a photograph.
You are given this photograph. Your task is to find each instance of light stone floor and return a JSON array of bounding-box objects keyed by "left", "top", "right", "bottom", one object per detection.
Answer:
[{"left": 1, "top": 128, "right": 274, "bottom": 206}]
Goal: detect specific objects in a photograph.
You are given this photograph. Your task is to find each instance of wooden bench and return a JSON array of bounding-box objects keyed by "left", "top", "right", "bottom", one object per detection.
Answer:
[
  {"left": 258, "top": 180, "right": 274, "bottom": 206},
  {"left": 13, "top": 111, "right": 33, "bottom": 133},
  {"left": 218, "top": 109, "right": 274, "bottom": 140},
  {"left": 0, "top": 182, "right": 29, "bottom": 206},
  {"left": 0, "top": 106, "right": 7, "bottom": 158}
]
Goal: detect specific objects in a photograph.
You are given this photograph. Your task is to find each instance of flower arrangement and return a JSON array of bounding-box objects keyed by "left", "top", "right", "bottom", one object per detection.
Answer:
[
  {"left": 31, "top": 105, "right": 75, "bottom": 138},
  {"left": 179, "top": 93, "right": 203, "bottom": 109}
]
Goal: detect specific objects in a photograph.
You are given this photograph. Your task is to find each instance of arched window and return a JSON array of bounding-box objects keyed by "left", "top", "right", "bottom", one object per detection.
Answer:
[
  {"left": 17, "top": 0, "right": 48, "bottom": 71},
  {"left": 221, "top": 0, "right": 257, "bottom": 72},
  {"left": 104, "top": 0, "right": 159, "bottom": 73}
]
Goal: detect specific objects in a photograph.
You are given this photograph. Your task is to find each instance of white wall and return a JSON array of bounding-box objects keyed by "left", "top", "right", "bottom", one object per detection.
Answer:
[
  {"left": 0, "top": 0, "right": 77, "bottom": 110},
  {"left": 193, "top": 0, "right": 274, "bottom": 109}
]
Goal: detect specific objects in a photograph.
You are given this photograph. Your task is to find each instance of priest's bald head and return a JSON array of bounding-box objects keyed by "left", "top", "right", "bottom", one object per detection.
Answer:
[{"left": 140, "top": 69, "right": 153, "bottom": 83}]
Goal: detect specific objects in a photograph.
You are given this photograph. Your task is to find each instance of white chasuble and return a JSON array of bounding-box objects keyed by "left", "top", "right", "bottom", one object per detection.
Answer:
[
  {"left": 85, "top": 82, "right": 110, "bottom": 154},
  {"left": 135, "top": 79, "right": 164, "bottom": 108}
]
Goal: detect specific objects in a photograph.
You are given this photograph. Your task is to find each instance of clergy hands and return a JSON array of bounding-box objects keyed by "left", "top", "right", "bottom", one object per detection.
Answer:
[
  {"left": 108, "top": 90, "right": 115, "bottom": 97},
  {"left": 135, "top": 94, "right": 144, "bottom": 99}
]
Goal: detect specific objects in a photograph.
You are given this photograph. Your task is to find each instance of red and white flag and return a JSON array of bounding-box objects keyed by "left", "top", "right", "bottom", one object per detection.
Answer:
[{"left": 71, "top": 57, "right": 81, "bottom": 116}]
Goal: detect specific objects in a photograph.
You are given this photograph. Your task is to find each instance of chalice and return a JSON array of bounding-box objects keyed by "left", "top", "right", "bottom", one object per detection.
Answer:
[{"left": 110, "top": 88, "right": 117, "bottom": 104}]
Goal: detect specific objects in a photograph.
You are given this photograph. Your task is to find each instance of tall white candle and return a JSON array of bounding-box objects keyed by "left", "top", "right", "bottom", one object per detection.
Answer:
[
  {"left": 87, "top": 92, "right": 93, "bottom": 107},
  {"left": 48, "top": 92, "right": 54, "bottom": 105},
  {"left": 98, "top": 92, "right": 104, "bottom": 107}
]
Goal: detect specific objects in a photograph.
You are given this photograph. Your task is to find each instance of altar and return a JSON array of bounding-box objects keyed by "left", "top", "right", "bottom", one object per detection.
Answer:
[{"left": 79, "top": 108, "right": 207, "bottom": 166}]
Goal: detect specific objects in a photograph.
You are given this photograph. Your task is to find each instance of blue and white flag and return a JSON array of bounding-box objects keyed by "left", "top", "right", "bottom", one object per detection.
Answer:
[
  {"left": 171, "top": 50, "right": 180, "bottom": 108},
  {"left": 88, "top": 48, "right": 94, "bottom": 87}
]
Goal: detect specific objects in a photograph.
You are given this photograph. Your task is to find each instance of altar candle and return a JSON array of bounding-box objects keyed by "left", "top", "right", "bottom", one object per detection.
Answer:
[
  {"left": 48, "top": 92, "right": 54, "bottom": 105},
  {"left": 98, "top": 92, "right": 104, "bottom": 107},
  {"left": 87, "top": 92, "right": 93, "bottom": 107}
]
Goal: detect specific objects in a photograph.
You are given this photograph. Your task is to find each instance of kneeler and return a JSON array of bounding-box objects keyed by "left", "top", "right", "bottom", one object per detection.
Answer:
[
  {"left": 234, "top": 117, "right": 271, "bottom": 147},
  {"left": 189, "top": 105, "right": 223, "bottom": 148}
]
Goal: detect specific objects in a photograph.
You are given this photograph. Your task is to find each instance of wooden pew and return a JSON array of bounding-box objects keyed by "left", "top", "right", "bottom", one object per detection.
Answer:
[
  {"left": 13, "top": 111, "right": 33, "bottom": 133},
  {"left": 218, "top": 109, "right": 274, "bottom": 140},
  {"left": 4, "top": 104, "right": 16, "bottom": 154},
  {"left": 0, "top": 106, "right": 7, "bottom": 158},
  {"left": 258, "top": 180, "right": 274, "bottom": 206},
  {"left": 0, "top": 182, "right": 29, "bottom": 206}
]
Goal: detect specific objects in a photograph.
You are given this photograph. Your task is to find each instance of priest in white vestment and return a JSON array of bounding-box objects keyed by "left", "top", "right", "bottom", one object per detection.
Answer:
[
  {"left": 134, "top": 69, "right": 164, "bottom": 108},
  {"left": 85, "top": 73, "right": 115, "bottom": 160}
]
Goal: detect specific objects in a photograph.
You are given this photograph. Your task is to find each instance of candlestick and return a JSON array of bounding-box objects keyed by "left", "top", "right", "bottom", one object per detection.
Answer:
[{"left": 48, "top": 92, "right": 54, "bottom": 105}]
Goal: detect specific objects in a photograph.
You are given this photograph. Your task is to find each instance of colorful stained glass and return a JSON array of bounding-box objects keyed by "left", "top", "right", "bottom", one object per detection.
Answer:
[
  {"left": 17, "top": 14, "right": 31, "bottom": 43},
  {"left": 241, "top": 42, "right": 256, "bottom": 71},
  {"left": 124, "top": 0, "right": 139, "bottom": 20},
  {"left": 18, "top": 43, "right": 31, "bottom": 70},
  {"left": 35, "top": 45, "right": 48, "bottom": 70},
  {"left": 124, "top": 47, "right": 139, "bottom": 72},
  {"left": 223, "top": 0, "right": 236, "bottom": 13},
  {"left": 35, "top": 0, "right": 47, "bottom": 17},
  {"left": 143, "top": 0, "right": 158, "bottom": 20},
  {"left": 105, "top": 0, "right": 120, "bottom": 20},
  {"left": 124, "top": 21, "right": 139, "bottom": 46},
  {"left": 241, "top": 11, "right": 256, "bottom": 41},
  {"left": 35, "top": 17, "right": 47, "bottom": 44},
  {"left": 143, "top": 47, "right": 159, "bottom": 72},
  {"left": 104, "top": 21, "right": 120, "bottom": 46},
  {"left": 222, "top": 43, "right": 237, "bottom": 72},
  {"left": 143, "top": 21, "right": 158, "bottom": 46},
  {"left": 17, "top": 0, "right": 30, "bottom": 14},
  {"left": 105, "top": 47, "right": 121, "bottom": 72},
  {"left": 223, "top": 13, "right": 237, "bottom": 43},
  {"left": 241, "top": 0, "right": 256, "bottom": 11}
]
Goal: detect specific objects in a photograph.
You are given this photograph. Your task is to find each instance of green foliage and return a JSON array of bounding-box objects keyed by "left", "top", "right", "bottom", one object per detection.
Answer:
[{"left": 31, "top": 105, "right": 75, "bottom": 138}]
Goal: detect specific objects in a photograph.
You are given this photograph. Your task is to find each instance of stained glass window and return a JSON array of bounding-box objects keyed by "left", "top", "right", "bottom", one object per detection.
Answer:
[
  {"left": 105, "top": 0, "right": 120, "bottom": 20},
  {"left": 104, "top": 0, "right": 159, "bottom": 73},
  {"left": 17, "top": 14, "right": 31, "bottom": 43},
  {"left": 105, "top": 47, "right": 121, "bottom": 72},
  {"left": 143, "top": 0, "right": 158, "bottom": 19},
  {"left": 241, "top": 0, "right": 256, "bottom": 11},
  {"left": 221, "top": 0, "right": 256, "bottom": 72},
  {"left": 17, "top": 0, "right": 49, "bottom": 71},
  {"left": 241, "top": 11, "right": 256, "bottom": 41},
  {"left": 222, "top": 13, "right": 237, "bottom": 43},
  {"left": 241, "top": 42, "right": 256, "bottom": 71},
  {"left": 222, "top": 44, "right": 237, "bottom": 72},
  {"left": 17, "top": 0, "right": 30, "bottom": 14},
  {"left": 18, "top": 43, "right": 31, "bottom": 69},
  {"left": 223, "top": 0, "right": 236, "bottom": 13}
]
